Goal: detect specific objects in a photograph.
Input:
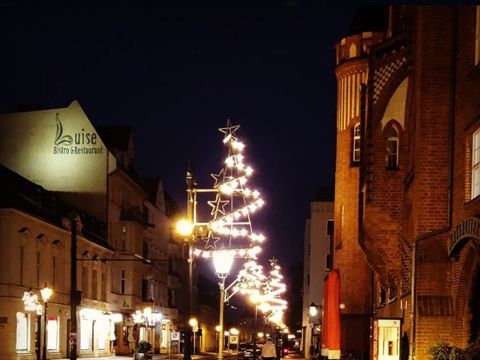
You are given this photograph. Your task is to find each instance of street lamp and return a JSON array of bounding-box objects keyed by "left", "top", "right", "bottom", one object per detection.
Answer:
[
  {"left": 189, "top": 318, "right": 198, "bottom": 355},
  {"left": 308, "top": 303, "right": 321, "bottom": 359},
  {"left": 175, "top": 215, "right": 195, "bottom": 360},
  {"left": 40, "top": 284, "right": 53, "bottom": 360},
  {"left": 213, "top": 250, "right": 235, "bottom": 360}
]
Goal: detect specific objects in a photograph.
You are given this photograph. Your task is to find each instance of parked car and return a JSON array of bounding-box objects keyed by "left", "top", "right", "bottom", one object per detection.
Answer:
[{"left": 243, "top": 344, "right": 262, "bottom": 360}]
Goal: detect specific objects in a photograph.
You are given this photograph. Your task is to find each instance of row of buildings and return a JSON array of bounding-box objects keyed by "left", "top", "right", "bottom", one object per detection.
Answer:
[
  {"left": 0, "top": 101, "right": 219, "bottom": 360},
  {"left": 304, "top": 5, "right": 480, "bottom": 360}
]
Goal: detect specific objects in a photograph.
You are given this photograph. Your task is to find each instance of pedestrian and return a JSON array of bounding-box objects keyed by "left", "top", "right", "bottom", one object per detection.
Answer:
[{"left": 261, "top": 338, "right": 276, "bottom": 360}]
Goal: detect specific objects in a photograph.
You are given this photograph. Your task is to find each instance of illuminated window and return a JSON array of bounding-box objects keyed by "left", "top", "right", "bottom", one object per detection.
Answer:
[
  {"left": 476, "top": 6, "right": 480, "bottom": 65},
  {"left": 352, "top": 123, "right": 361, "bottom": 164},
  {"left": 16, "top": 312, "right": 29, "bottom": 351},
  {"left": 97, "top": 317, "right": 108, "bottom": 350},
  {"left": 161, "top": 327, "right": 168, "bottom": 348},
  {"left": 385, "top": 126, "right": 399, "bottom": 170},
  {"left": 47, "top": 316, "right": 59, "bottom": 351},
  {"left": 80, "top": 318, "right": 93, "bottom": 350},
  {"left": 472, "top": 128, "right": 480, "bottom": 198}
]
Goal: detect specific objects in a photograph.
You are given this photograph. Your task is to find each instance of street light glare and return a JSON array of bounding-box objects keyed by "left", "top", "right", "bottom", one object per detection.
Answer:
[
  {"left": 176, "top": 219, "right": 194, "bottom": 237},
  {"left": 40, "top": 285, "right": 53, "bottom": 302}
]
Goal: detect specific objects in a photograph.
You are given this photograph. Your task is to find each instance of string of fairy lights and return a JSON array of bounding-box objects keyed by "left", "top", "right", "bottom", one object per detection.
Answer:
[{"left": 190, "top": 122, "right": 288, "bottom": 327}]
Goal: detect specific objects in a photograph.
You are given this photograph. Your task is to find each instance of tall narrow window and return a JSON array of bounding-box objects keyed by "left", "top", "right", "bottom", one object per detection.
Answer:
[
  {"left": 36, "top": 252, "right": 41, "bottom": 288},
  {"left": 385, "top": 126, "right": 399, "bottom": 170},
  {"left": 52, "top": 257, "right": 56, "bottom": 288},
  {"left": 82, "top": 267, "right": 89, "bottom": 299},
  {"left": 142, "top": 240, "right": 149, "bottom": 259},
  {"left": 476, "top": 6, "right": 480, "bottom": 65},
  {"left": 121, "top": 270, "right": 126, "bottom": 294},
  {"left": 472, "top": 129, "right": 480, "bottom": 198},
  {"left": 352, "top": 123, "right": 361, "bottom": 164},
  {"left": 121, "top": 226, "right": 127, "bottom": 251},
  {"left": 92, "top": 269, "right": 98, "bottom": 300},
  {"left": 19, "top": 246, "right": 24, "bottom": 286},
  {"left": 142, "top": 279, "right": 148, "bottom": 301},
  {"left": 101, "top": 271, "right": 107, "bottom": 301}
]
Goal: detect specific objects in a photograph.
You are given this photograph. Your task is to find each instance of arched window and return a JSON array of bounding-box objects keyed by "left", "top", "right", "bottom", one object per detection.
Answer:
[
  {"left": 385, "top": 125, "right": 399, "bottom": 170},
  {"left": 352, "top": 123, "right": 361, "bottom": 164},
  {"left": 349, "top": 43, "right": 357, "bottom": 58}
]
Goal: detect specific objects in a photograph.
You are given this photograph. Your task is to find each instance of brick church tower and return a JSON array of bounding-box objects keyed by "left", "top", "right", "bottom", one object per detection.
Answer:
[{"left": 333, "top": 8, "right": 385, "bottom": 358}]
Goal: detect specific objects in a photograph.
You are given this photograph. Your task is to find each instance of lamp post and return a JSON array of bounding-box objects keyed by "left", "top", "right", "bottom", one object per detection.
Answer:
[
  {"left": 40, "top": 284, "right": 53, "bottom": 360},
  {"left": 213, "top": 251, "right": 234, "bottom": 360},
  {"left": 189, "top": 318, "right": 198, "bottom": 355},
  {"left": 215, "top": 325, "right": 221, "bottom": 351},
  {"left": 308, "top": 303, "right": 320, "bottom": 359}
]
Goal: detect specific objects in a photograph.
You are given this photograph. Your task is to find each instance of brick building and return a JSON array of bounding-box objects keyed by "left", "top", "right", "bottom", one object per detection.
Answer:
[{"left": 333, "top": 6, "right": 480, "bottom": 359}]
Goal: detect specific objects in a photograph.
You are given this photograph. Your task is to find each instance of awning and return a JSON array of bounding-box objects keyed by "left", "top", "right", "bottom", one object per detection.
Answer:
[{"left": 321, "top": 269, "right": 341, "bottom": 360}]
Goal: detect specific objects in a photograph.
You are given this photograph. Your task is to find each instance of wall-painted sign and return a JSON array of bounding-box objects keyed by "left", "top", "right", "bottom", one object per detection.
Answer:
[{"left": 0, "top": 101, "right": 115, "bottom": 220}]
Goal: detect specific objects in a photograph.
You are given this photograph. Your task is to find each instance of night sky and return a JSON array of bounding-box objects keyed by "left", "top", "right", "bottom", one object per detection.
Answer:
[{"left": 0, "top": 1, "right": 357, "bottom": 274}]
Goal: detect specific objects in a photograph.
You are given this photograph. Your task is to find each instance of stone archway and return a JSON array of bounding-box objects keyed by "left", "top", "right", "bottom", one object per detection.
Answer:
[{"left": 453, "top": 243, "right": 480, "bottom": 346}]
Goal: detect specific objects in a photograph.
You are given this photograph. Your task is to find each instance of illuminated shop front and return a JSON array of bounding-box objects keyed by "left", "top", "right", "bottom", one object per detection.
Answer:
[{"left": 79, "top": 309, "right": 120, "bottom": 355}]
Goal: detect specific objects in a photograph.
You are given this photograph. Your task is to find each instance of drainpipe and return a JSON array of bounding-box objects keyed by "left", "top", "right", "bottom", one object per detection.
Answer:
[{"left": 410, "top": 7, "right": 457, "bottom": 359}]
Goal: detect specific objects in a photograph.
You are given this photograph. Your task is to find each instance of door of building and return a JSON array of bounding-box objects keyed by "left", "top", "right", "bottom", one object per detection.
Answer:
[{"left": 377, "top": 319, "right": 400, "bottom": 360}]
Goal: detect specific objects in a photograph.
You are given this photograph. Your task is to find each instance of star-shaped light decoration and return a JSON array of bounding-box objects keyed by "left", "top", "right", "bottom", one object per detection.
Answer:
[
  {"left": 211, "top": 169, "right": 225, "bottom": 188},
  {"left": 207, "top": 194, "right": 230, "bottom": 216}
]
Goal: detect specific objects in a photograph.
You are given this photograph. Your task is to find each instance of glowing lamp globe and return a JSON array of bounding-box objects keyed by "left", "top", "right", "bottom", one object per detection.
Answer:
[
  {"left": 213, "top": 251, "right": 234, "bottom": 279},
  {"left": 176, "top": 219, "right": 194, "bottom": 237},
  {"left": 40, "top": 285, "right": 53, "bottom": 302}
]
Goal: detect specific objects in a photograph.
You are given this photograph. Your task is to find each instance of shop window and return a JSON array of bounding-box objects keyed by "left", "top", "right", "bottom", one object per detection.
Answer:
[
  {"left": 16, "top": 312, "right": 29, "bottom": 351},
  {"left": 47, "top": 316, "right": 59, "bottom": 351},
  {"left": 385, "top": 126, "right": 399, "bottom": 170},
  {"left": 80, "top": 318, "right": 93, "bottom": 350},
  {"left": 472, "top": 128, "right": 480, "bottom": 199},
  {"left": 352, "top": 123, "right": 361, "bottom": 164},
  {"left": 97, "top": 317, "right": 109, "bottom": 350},
  {"left": 161, "top": 326, "right": 168, "bottom": 348}
]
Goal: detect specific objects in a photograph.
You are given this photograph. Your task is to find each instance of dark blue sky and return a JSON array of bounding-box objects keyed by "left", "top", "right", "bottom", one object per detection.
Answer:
[{"left": 0, "top": 1, "right": 356, "bottom": 272}]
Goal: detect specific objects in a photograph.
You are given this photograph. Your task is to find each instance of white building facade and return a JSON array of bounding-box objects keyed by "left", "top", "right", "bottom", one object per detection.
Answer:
[{"left": 302, "top": 188, "right": 334, "bottom": 359}]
